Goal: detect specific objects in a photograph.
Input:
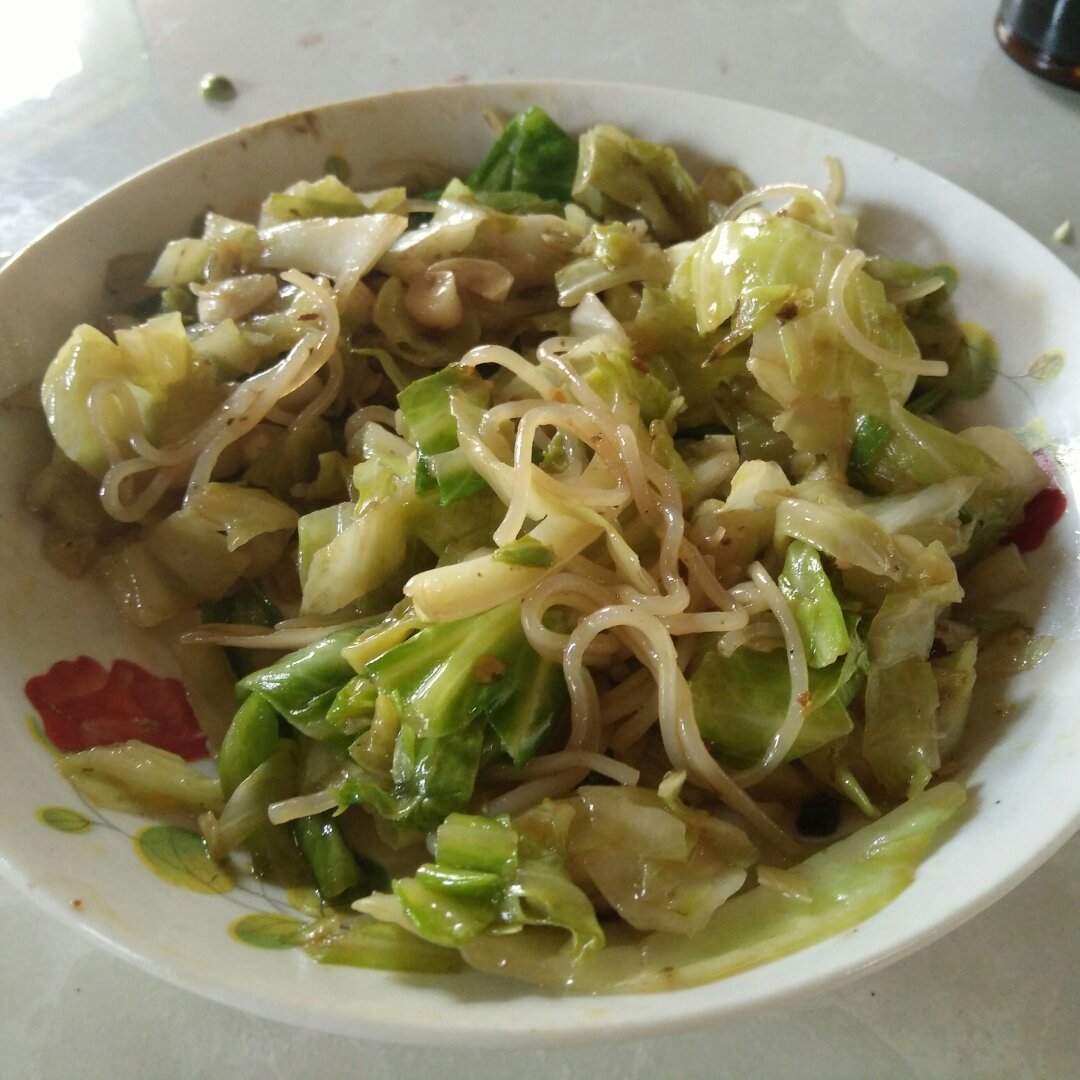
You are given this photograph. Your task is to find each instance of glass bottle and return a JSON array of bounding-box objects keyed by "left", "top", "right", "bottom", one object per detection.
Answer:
[{"left": 995, "top": 0, "right": 1080, "bottom": 89}]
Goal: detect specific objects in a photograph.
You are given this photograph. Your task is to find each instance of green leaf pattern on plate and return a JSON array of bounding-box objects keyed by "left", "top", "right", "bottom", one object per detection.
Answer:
[
  {"left": 25, "top": 713, "right": 60, "bottom": 757},
  {"left": 134, "top": 825, "right": 236, "bottom": 895},
  {"left": 230, "top": 913, "right": 306, "bottom": 950},
  {"left": 37, "top": 806, "right": 93, "bottom": 833},
  {"left": 1027, "top": 349, "right": 1065, "bottom": 384}
]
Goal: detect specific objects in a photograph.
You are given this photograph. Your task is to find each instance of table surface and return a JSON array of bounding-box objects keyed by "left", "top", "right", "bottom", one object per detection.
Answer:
[{"left": 1, "top": 2, "right": 1078, "bottom": 1077}]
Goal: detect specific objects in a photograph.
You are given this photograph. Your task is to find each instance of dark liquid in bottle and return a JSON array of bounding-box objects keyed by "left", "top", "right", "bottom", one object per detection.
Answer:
[{"left": 996, "top": 0, "right": 1080, "bottom": 89}]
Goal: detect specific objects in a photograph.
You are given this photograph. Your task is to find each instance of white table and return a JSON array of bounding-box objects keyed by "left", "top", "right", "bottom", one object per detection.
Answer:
[{"left": 2, "top": 3, "right": 1078, "bottom": 1076}]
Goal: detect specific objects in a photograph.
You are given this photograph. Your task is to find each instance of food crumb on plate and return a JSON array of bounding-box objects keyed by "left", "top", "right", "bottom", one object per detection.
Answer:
[{"left": 200, "top": 73, "right": 237, "bottom": 104}]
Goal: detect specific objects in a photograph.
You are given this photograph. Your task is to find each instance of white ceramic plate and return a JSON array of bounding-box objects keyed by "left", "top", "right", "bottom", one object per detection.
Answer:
[{"left": 1, "top": 82, "right": 1077, "bottom": 1046}]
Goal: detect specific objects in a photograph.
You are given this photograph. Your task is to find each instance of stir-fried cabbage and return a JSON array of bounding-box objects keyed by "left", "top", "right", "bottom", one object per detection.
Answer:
[{"left": 28, "top": 107, "right": 1054, "bottom": 994}]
